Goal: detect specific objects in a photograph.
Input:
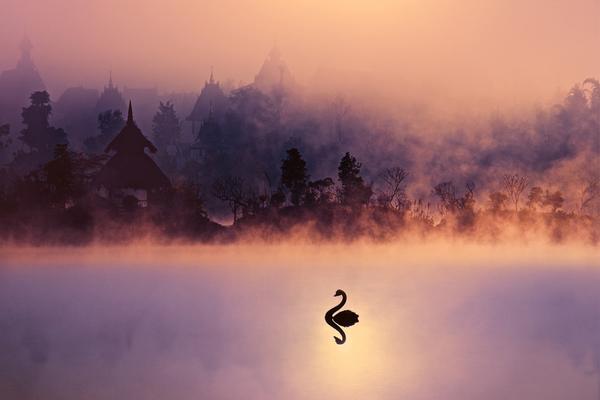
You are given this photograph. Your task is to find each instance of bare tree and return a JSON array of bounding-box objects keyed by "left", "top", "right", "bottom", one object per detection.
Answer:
[
  {"left": 433, "top": 181, "right": 459, "bottom": 216},
  {"left": 211, "top": 176, "right": 245, "bottom": 223},
  {"left": 502, "top": 174, "right": 528, "bottom": 212},
  {"left": 378, "top": 167, "right": 409, "bottom": 210},
  {"left": 488, "top": 191, "right": 508, "bottom": 213}
]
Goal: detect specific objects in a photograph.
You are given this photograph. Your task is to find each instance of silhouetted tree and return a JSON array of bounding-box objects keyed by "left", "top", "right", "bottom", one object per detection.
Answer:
[
  {"left": 488, "top": 191, "right": 508, "bottom": 213},
  {"left": 84, "top": 110, "right": 124, "bottom": 153},
  {"left": 152, "top": 101, "right": 181, "bottom": 152},
  {"left": 305, "top": 178, "right": 335, "bottom": 206},
  {"left": 270, "top": 187, "right": 286, "bottom": 208},
  {"left": 578, "top": 176, "right": 599, "bottom": 215},
  {"left": 43, "top": 144, "right": 78, "bottom": 207},
  {"left": 527, "top": 186, "right": 544, "bottom": 210},
  {"left": 337, "top": 152, "right": 372, "bottom": 207},
  {"left": 378, "top": 167, "right": 408, "bottom": 210},
  {"left": 212, "top": 176, "right": 247, "bottom": 223},
  {"left": 543, "top": 190, "right": 564, "bottom": 213},
  {"left": 502, "top": 174, "right": 528, "bottom": 212},
  {"left": 433, "top": 181, "right": 475, "bottom": 215},
  {"left": 19, "top": 91, "right": 67, "bottom": 157},
  {"left": 281, "top": 148, "right": 308, "bottom": 206},
  {"left": 40, "top": 143, "right": 105, "bottom": 208},
  {"left": 0, "top": 124, "right": 10, "bottom": 150}
]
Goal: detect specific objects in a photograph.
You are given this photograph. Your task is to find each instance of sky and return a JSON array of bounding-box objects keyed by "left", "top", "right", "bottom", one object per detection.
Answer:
[{"left": 0, "top": 0, "right": 599, "bottom": 107}]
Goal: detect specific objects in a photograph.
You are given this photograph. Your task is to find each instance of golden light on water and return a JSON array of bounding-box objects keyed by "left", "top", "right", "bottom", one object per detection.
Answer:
[
  {"left": 277, "top": 283, "right": 425, "bottom": 398},
  {"left": 1, "top": 243, "right": 600, "bottom": 398}
]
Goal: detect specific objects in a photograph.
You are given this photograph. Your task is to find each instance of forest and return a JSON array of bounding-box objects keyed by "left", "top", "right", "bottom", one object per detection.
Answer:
[{"left": 0, "top": 76, "right": 598, "bottom": 245}]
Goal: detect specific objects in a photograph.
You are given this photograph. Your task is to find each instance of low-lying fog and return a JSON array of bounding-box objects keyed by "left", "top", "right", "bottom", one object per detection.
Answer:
[{"left": 1, "top": 243, "right": 599, "bottom": 399}]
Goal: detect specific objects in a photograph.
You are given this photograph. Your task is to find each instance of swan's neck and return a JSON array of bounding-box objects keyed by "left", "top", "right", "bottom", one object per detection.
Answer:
[{"left": 331, "top": 292, "right": 346, "bottom": 314}]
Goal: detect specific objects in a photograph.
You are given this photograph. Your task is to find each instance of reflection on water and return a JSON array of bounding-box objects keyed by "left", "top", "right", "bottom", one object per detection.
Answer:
[{"left": 0, "top": 244, "right": 599, "bottom": 399}]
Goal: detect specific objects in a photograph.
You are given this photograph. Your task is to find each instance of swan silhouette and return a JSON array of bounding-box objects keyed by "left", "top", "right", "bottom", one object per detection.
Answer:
[{"left": 324, "top": 289, "right": 359, "bottom": 345}]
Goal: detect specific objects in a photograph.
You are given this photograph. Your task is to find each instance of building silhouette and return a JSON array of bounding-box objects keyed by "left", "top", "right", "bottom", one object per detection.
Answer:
[
  {"left": 253, "top": 46, "right": 295, "bottom": 93},
  {"left": 0, "top": 36, "right": 45, "bottom": 128},
  {"left": 54, "top": 87, "right": 99, "bottom": 149},
  {"left": 95, "top": 102, "right": 170, "bottom": 208},
  {"left": 95, "top": 72, "right": 126, "bottom": 114},
  {"left": 187, "top": 69, "right": 228, "bottom": 138}
]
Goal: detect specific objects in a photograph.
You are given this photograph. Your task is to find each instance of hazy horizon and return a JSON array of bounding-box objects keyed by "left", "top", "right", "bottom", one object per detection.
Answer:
[{"left": 2, "top": 0, "right": 599, "bottom": 110}]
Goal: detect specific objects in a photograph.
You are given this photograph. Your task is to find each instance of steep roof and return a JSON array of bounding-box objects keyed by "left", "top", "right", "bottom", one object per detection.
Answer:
[
  {"left": 105, "top": 102, "right": 157, "bottom": 154},
  {"left": 253, "top": 46, "right": 295, "bottom": 92},
  {"left": 187, "top": 70, "right": 228, "bottom": 122},
  {"left": 95, "top": 102, "right": 170, "bottom": 190},
  {"left": 94, "top": 151, "right": 170, "bottom": 190}
]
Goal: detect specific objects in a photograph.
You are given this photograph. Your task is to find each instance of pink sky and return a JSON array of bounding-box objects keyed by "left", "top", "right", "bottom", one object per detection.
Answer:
[{"left": 1, "top": 0, "right": 599, "bottom": 107}]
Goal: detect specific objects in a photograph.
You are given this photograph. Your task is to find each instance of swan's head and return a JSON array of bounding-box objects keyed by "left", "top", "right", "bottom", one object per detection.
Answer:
[{"left": 334, "top": 289, "right": 344, "bottom": 297}]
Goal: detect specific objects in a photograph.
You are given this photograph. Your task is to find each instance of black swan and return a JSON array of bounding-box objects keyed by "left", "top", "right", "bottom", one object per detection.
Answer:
[{"left": 324, "top": 289, "right": 359, "bottom": 345}]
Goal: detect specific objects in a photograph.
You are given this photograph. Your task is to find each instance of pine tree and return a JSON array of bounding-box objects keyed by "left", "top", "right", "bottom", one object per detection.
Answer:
[
  {"left": 84, "top": 110, "right": 125, "bottom": 153},
  {"left": 20, "top": 91, "right": 67, "bottom": 157},
  {"left": 337, "top": 152, "right": 372, "bottom": 207},
  {"left": 43, "top": 144, "right": 77, "bottom": 206},
  {"left": 152, "top": 101, "right": 181, "bottom": 152},
  {"left": 281, "top": 148, "right": 308, "bottom": 206}
]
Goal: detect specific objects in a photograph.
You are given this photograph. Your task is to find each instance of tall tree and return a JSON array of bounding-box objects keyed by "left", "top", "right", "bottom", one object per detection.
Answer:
[
  {"left": 19, "top": 91, "right": 67, "bottom": 157},
  {"left": 84, "top": 110, "right": 125, "bottom": 153},
  {"left": 526, "top": 186, "right": 544, "bottom": 210},
  {"left": 43, "top": 143, "right": 77, "bottom": 206},
  {"left": 502, "top": 174, "right": 528, "bottom": 212},
  {"left": 378, "top": 167, "right": 408, "bottom": 210},
  {"left": 337, "top": 152, "right": 372, "bottom": 207},
  {"left": 152, "top": 101, "right": 181, "bottom": 152},
  {"left": 0, "top": 124, "right": 10, "bottom": 151},
  {"left": 280, "top": 148, "right": 308, "bottom": 206}
]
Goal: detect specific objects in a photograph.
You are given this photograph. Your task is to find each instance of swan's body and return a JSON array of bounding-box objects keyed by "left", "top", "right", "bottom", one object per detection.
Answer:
[{"left": 324, "top": 289, "right": 359, "bottom": 345}]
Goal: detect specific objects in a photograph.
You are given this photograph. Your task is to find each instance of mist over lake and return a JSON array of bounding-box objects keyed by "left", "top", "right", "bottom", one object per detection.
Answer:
[{"left": 1, "top": 243, "right": 599, "bottom": 399}]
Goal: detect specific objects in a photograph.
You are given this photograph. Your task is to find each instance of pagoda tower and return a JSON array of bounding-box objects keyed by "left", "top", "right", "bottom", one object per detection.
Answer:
[
  {"left": 187, "top": 68, "right": 228, "bottom": 137},
  {"left": 0, "top": 36, "right": 45, "bottom": 126},
  {"left": 95, "top": 72, "right": 126, "bottom": 114}
]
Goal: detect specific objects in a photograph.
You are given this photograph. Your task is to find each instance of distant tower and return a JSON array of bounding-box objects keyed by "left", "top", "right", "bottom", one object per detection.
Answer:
[
  {"left": 17, "top": 36, "right": 35, "bottom": 69},
  {"left": 0, "top": 36, "right": 45, "bottom": 126},
  {"left": 187, "top": 68, "right": 228, "bottom": 137},
  {"left": 95, "top": 72, "right": 126, "bottom": 114},
  {"left": 253, "top": 46, "right": 295, "bottom": 93}
]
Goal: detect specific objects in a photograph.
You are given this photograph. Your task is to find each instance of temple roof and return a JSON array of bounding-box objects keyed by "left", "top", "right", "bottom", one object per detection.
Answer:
[
  {"left": 0, "top": 36, "right": 45, "bottom": 110},
  {"left": 96, "top": 102, "right": 170, "bottom": 190},
  {"left": 95, "top": 72, "right": 126, "bottom": 112},
  {"left": 253, "top": 46, "right": 295, "bottom": 92},
  {"left": 187, "top": 70, "right": 228, "bottom": 122},
  {"left": 94, "top": 151, "right": 170, "bottom": 190},
  {"left": 105, "top": 102, "right": 157, "bottom": 154}
]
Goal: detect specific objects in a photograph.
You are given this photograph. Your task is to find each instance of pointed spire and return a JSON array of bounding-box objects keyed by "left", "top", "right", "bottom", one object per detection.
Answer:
[
  {"left": 109, "top": 70, "right": 113, "bottom": 89},
  {"left": 209, "top": 66, "right": 215, "bottom": 84},
  {"left": 20, "top": 35, "right": 33, "bottom": 55},
  {"left": 127, "top": 100, "right": 133, "bottom": 124},
  {"left": 18, "top": 35, "right": 34, "bottom": 67}
]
